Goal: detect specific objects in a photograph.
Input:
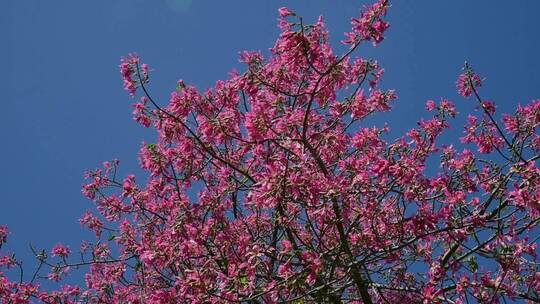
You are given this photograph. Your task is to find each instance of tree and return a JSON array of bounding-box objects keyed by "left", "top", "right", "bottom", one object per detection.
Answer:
[{"left": 1, "top": 1, "right": 539, "bottom": 303}]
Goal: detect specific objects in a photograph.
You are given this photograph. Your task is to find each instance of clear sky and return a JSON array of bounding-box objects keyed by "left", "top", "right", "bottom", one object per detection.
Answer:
[{"left": 2, "top": 0, "right": 540, "bottom": 287}]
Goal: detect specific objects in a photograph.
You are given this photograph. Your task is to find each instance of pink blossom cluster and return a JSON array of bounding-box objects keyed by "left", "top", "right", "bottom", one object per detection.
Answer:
[
  {"left": 456, "top": 70, "right": 482, "bottom": 98},
  {"left": 51, "top": 244, "right": 71, "bottom": 259},
  {"left": 344, "top": 0, "right": 390, "bottom": 46},
  {"left": 0, "top": 226, "right": 7, "bottom": 248},
  {"left": 119, "top": 53, "right": 149, "bottom": 97}
]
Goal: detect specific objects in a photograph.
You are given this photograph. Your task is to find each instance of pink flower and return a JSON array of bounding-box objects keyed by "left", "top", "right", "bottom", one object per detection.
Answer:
[
  {"left": 280, "top": 240, "right": 293, "bottom": 254},
  {"left": 79, "top": 211, "right": 103, "bottom": 237},
  {"left": 140, "top": 250, "right": 156, "bottom": 266},
  {"left": 456, "top": 72, "right": 482, "bottom": 98},
  {"left": 132, "top": 97, "right": 151, "bottom": 128},
  {"left": 277, "top": 262, "right": 293, "bottom": 279},
  {"left": 51, "top": 243, "right": 71, "bottom": 258},
  {"left": 425, "top": 100, "right": 436, "bottom": 111},
  {"left": 278, "top": 7, "right": 295, "bottom": 18},
  {"left": 122, "top": 174, "right": 136, "bottom": 197},
  {"left": 481, "top": 100, "right": 496, "bottom": 114},
  {"left": 0, "top": 255, "right": 16, "bottom": 268},
  {"left": 422, "top": 284, "right": 441, "bottom": 303},
  {"left": 48, "top": 271, "right": 62, "bottom": 282},
  {"left": 0, "top": 226, "right": 7, "bottom": 247},
  {"left": 119, "top": 53, "right": 149, "bottom": 98},
  {"left": 344, "top": 0, "right": 389, "bottom": 46},
  {"left": 440, "top": 98, "right": 456, "bottom": 117}
]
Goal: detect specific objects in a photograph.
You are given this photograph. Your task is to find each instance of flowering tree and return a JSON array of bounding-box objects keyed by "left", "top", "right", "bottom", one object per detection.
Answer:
[{"left": 1, "top": 1, "right": 540, "bottom": 303}]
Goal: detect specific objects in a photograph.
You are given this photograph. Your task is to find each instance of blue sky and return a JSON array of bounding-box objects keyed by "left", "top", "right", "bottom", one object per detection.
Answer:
[{"left": 2, "top": 0, "right": 540, "bottom": 287}]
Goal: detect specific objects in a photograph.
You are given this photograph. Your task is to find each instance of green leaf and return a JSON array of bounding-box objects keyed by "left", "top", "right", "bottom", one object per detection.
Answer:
[
  {"left": 466, "top": 255, "right": 478, "bottom": 272},
  {"left": 500, "top": 246, "right": 513, "bottom": 254},
  {"left": 146, "top": 143, "right": 157, "bottom": 153},
  {"left": 146, "top": 143, "right": 160, "bottom": 162},
  {"left": 135, "top": 261, "right": 143, "bottom": 271},
  {"left": 238, "top": 276, "right": 248, "bottom": 287}
]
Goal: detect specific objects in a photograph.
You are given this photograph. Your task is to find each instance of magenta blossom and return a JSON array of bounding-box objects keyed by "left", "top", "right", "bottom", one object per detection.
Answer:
[
  {"left": 51, "top": 243, "right": 71, "bottom": 258},
  {"left": 456, "top": 71, "right": 482, "bottom": 98},
  {"left": 0, "top": 226, "right": 8, "bottom": 247}
]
